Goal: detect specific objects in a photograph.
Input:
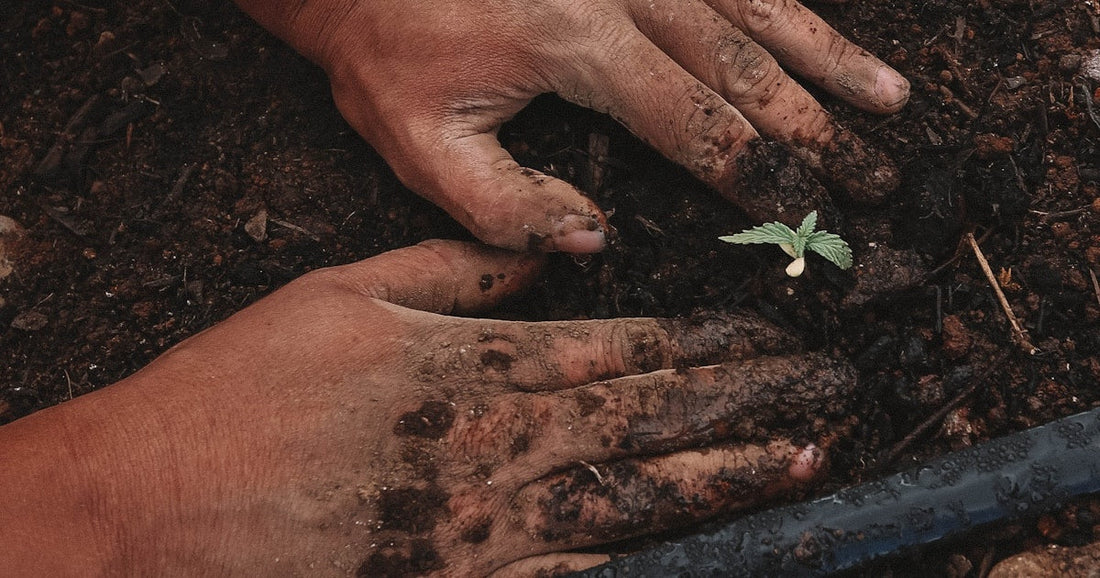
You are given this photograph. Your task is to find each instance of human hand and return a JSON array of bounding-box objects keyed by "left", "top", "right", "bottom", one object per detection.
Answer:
[
  {"left": 238, "top": 0, "right": 909, "bottom": 253},
  {"left": 0, "top": 240, "right": 856, "bottom": 576}
]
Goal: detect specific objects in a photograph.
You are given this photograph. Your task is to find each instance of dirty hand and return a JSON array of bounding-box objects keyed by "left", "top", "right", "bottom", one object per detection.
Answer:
[
  {"left": 0, "top": 240, "right": 855, "bottom": 576},
  {"left": 237, "top": 0, "right": 910, "bottom": 253}
]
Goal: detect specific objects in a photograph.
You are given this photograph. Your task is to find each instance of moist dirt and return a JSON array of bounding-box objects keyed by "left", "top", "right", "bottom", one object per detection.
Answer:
[{"left": 2, "top": 0, "right": 1100, "bottom": 575}]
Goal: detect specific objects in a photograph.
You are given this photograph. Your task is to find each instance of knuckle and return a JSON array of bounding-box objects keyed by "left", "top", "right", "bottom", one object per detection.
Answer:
[
  {"left": 447, "top": 395, "right": 545, "bottom": 463},
  {"left": 718, "top": 38, "right": 785, "bottom": 107},
  {"left": 670, "top": 85, "right": 753, "bottom": 182},
  {"left": 552, "top": 28, "right": 637, "bottom": 112},
  {"left": 675, "top": 84, "right": 726, "bottom": 141},
  {"left": 289, "top": 265, "right": 361, "bottom": 298},
  {"left": 735, "top": 0, "right": 797, "bottom": 35},
  {"left": 820, "top": 33, "right": 864, "bottom": 75},
  {"left": 601, "top": 321, "right": 673, "bottom": 375},
  {"left": 412, "top": 329, "right": 518, "bottom": 386}
]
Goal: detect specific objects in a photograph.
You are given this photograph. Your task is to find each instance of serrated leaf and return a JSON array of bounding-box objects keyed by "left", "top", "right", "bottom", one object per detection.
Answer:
[
  {"left": 791, "top": 211, "right": 817, "bottom": 257},
  {"left": 805, "top": 231, "right": 853, "bottom": 270},
  {"left": 795, "top": 211, "right": 818, "bottom": 239},
  {"left": 718, "top": 222, "right": 797, "bottom": 246}
]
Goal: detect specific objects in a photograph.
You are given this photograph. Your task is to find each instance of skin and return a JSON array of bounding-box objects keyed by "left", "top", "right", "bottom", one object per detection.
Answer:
[
  {"left": 0, "top": 3, "right": 896, "bottom": 574},
  {"left": 236, "top": 0, "right": 910, "bottom": 252},
  {"left": 0, "top": 240, "right": 856, "bottom": 576}
]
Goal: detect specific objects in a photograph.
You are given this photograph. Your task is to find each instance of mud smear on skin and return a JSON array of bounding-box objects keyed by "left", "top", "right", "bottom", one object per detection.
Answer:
[
  {"left": 359, "top": 405, "right": 457, "bottom": 577},
  {"left": 393, "top": 400, "right": 455, "bottom": 439},
  {"left": 656, "top": 311, "right": 802, "bottom": 369},
  {"left": 478, "top": 272, "right": 506, "bottom": 292},
  {"left": 377, "top": 485, "right": 451, "bottom": 533},
  {"left": 480, "top": 348, "right": 515, "bottom": 371},
  {"left": 610, "top": 353, "right": 857, "bottom": 454},
  {"left": 459, "top": 518, "right": 493, "bottom": 544},
  {"left": 358, "top": 538, "right": 443, "bottom": 578},
  {"left": 535, "top": 446, "right": 790, "bottom": 544},
  {"left": 722, "top": 139, "right": 841, "bottom": 230},
  {"left": 813, "top": 128, "right": 899, "bottom": 205}
]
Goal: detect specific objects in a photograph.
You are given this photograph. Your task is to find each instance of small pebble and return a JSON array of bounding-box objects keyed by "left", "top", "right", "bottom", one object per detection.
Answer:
[
  {"left": 11, "top": 311, "right": 48, "bottom": 332},
  {"left": 0, "top": 215, "right": 24, "bottom": 282},
  {"left": 245, "top": 209, "right": 268, "bottom": 242},
  {"left": 137, "top": 62, "right": 166, "bottom": 87},
  {"left": 92, "top": 31, "right": 118, "bottom": 60},
  {"left": 1082, "top": 49, "right": 1100, "bottom": 83},
  {"left": 1060, "top": 53, "right": 1083, "bottom": 74}
]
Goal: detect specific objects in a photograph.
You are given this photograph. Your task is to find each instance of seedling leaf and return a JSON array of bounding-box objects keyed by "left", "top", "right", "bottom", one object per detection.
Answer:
[
  {"left": 717, "top": 222, "right": 796, "bottom": 246},
  {"left": 719, "top": 210, "right": 853, "bottom": 276},
  {"left": 805, "top": 231, "right": 853, "bottom": 270},
  {"left": 793, "top": 211, "right": 818, "bottom": 255}
]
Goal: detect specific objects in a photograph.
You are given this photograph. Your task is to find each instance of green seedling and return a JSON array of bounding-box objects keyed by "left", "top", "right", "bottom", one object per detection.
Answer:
[{"left": 719, "top": 211, "right": 853, "bottom": 277}]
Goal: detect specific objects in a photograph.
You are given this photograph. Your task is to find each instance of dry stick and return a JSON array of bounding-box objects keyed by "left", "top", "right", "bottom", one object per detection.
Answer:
[
  {"left": 925, "top": 228, "right": 994, "bottom": 280},
  {"left": 884, "top": 351, "right": 1010, "bottom": 465},
  {"left": 965, "top": 232, "right": 1038, "bottom": 354},
  {"left": 34, "top": 94, "right": 102, "bottom": 178},
  {"left": 1029, "top": 206, "right": 1091, "bottom": 221},
  {"left": 1090, "top": 267, "right": 1100, "bottom": 309},
  {"left": 269, "top": 218, "right": 321, "bottom": 242},
  {"left": 1080, "top": 82, "right": 1100, "bottom": 132},
  {"left": 151, "top": 163, "right": 197, "bottom": 219},
  {"left": 939, "top": 85, "right": 979, "bottom": 120}
]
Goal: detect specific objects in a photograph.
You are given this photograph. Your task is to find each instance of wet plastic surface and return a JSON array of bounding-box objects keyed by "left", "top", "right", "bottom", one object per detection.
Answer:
[{"left": 573, "top": 407, "right": 1100, "bottom": 577}]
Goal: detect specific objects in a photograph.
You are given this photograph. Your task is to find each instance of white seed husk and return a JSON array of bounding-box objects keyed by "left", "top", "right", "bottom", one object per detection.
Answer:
[{"left": 785, "top": 257, "right": 806, "bottom": 277}]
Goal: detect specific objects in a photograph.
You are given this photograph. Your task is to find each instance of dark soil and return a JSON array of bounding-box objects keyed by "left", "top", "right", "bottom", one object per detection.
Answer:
[{"left": 3, "top": 0, "right": 1100, "bottom": 575}]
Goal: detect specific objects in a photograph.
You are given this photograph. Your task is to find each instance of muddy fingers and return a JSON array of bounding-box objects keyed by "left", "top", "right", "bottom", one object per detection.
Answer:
[
  {"left": 716, "top": 0, "right": 910, "bottom": 113},
  {"left": 631, "top": 0, "right": 898, "bottom": 207},
  {"left": 514, "top": 441, "right": 823, "bottom": 547},
  {"left": 458, "top": 353, "right": 854, "bottom": 483},
  {"left": 269, "top": 0, "right": 909, "bottom": 253},
  {"left": 401, "top": 310, "right": 799, "bottom": 393}
]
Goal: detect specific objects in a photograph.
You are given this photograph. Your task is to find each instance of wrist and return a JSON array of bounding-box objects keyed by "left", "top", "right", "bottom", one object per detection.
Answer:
[
  {"left": 0, "top": 402, "right": 122, "bottom": 573},
  {"left": 0, "top": 367, "right": 233, "bottom": 574}
]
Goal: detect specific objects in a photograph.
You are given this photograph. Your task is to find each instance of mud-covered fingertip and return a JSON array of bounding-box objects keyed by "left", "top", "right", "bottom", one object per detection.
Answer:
[
  {"left": 817, "top": 129, "right": 899, "bottom": 205},
  {"left": 788, "top": 444, "right": 824, "bottom": 482},
  {"left": 550, "top": 214, "right": 607, "bottom": 254},
  {"left": 875, "top": 66, "right": 911, "bottom": 113}
]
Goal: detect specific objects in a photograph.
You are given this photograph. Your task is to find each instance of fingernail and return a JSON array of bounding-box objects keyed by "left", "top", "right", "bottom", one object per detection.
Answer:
[
  {"left": 874, "top": 66, "right": 911, "bottom": 111},
  {"left": 553, "top": 215, "right": 606, "bottom": 253}
]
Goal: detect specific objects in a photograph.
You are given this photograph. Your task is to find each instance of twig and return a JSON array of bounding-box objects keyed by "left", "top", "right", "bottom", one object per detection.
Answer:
[
  {"left": 34, "top": 94, "right": 102, "bottom": 178},
  {"left": 57, "top": 0, "right": 108, "bottom": 13},
  {"left": 884, "top": 351, "right": 1010, "bottom": 465},
  {"left": 579, "top": 461, "right": 606, "bottom": 485},
  {"left": 1029, "top": 206, "right": 1091, "bottom": 221},
  {"left": 925, "top": 228, "right": 994, "bottom": 280},
  {"left": 939, "top": 85, "right": 979, "bottom": 120},
  {"left": 965, "top": 232, "right": 1037, "bottom": 354},
  {"left": 1081, "top": 82, "right": 1100, "bottom": 132},
  {"left": 36, "top": 201, "right": 89, "bottom": 239},
  {"left": 269, "top": 218, "right": 321, "bottom": 242},
  {"left": 1089, "top": 268, "right": 1100, "bottom": 309},
  {"left": 151, "top": 163, "right": 196, "bottom": 218}
]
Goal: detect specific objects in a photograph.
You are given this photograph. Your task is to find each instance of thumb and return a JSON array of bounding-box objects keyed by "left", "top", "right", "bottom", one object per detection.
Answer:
[
  {"left": 390, "top": 129, "right": 609, "bottom": 254},
  {"left": 330, "top": 239, "right": 543, "bottom": 315}
]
